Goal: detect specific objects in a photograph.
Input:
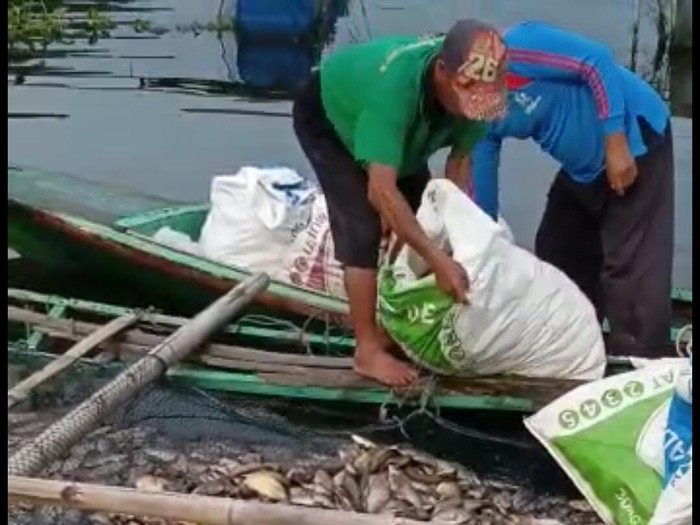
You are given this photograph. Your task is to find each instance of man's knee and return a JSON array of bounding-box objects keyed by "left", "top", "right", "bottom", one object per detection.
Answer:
[{"left": 334, "top": 218, "right": 383, "bottom": 270}]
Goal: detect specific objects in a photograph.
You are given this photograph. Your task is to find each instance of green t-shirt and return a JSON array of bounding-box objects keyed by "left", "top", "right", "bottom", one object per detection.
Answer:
[{"left": 320, "top": 35, "right": 486, "bottom": 178}]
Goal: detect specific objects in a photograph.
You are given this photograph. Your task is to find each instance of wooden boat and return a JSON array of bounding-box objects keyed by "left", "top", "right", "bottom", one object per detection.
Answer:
[
  {"left": 8, "top": 166, "right": 347, "bottom": 326},
  {"left": 9, "top": 165, "right": 692, "bottom": 342},
  {"left": 7, "top": 289, "right": 691, "bottom": 414}
]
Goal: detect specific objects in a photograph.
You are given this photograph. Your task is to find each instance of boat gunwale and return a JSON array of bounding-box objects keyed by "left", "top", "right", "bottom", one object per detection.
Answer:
[
  {"left": 113, "top": 203, "right": 694, "bottom": 305},
  {"left": 60, "top": 211, "right": 350, "bottom": 314}
]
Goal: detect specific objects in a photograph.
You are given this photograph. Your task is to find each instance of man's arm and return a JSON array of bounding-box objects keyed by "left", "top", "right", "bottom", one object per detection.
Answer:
[
  {"left": 471, "top": 131, "right": 503, "bottom": 221},
  {"left": 366, "top": 163, "right": 442, "bottom": 267}
]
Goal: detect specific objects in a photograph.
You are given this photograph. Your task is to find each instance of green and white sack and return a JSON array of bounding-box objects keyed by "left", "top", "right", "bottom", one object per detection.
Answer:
[
  {"left": 524, "top": 358, "right": 690, "bottom": 525},
  {"left": 378, "top": 179, "right": 605, "bottom": 380}
]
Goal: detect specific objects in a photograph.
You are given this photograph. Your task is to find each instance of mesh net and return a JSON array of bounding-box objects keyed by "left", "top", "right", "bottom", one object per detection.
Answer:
[{"left": 8, "top": 340, "right": 583, "bottom": 525}]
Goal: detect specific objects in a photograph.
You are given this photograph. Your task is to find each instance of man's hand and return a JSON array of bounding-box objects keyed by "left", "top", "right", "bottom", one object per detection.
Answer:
[
  {"left": 367, "top": 163, "right": 469, "bottom": 302},
  {"left": 605, "top": 132, "right": 638, "bottom": 196},
  {"left": 431, "top": 250, "right": 470, "bottom": 303}
]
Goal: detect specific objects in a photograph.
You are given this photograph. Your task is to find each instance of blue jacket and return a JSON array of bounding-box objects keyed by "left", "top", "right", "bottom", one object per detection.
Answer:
[{"left": 472, "top": 21, "right": 671, "bottom": 219}]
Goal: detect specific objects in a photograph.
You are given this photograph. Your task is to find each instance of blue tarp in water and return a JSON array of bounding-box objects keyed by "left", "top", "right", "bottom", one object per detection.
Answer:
[
  {"left": 237, "top": 39, "right": 314, "bottom": 90},
  {"left": 234, "top": 0, "right": 319, "bottom": 38}
]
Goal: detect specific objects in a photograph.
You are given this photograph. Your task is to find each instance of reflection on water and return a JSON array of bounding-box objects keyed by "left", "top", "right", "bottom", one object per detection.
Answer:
[
  {"left": 7, "top": 0, "right": 692, "bottom": 289},
  {"left": 8, "top": 0, "right": 691, "bottom": 112}
]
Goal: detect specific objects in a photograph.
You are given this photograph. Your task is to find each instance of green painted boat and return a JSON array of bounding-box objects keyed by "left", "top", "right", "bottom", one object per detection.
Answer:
[
  {"left": 8, "top": 165, "right": 692, "bottom": 343},
  {"left": 9, "top": 288, "right": 662, "bottom": 414},
  {"left": 8, "top": 166, "right": 347, "bottom": 326}
]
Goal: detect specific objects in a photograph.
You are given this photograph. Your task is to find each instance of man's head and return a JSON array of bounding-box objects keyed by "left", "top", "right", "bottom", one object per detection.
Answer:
[{"left": 433, "top": 19, "right": 507, "bottom": 121}]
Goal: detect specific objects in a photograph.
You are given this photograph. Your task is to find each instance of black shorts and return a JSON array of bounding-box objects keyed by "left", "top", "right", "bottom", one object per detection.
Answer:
[{"left": 292, "top": 71, "right": 429, "bottom": 269}]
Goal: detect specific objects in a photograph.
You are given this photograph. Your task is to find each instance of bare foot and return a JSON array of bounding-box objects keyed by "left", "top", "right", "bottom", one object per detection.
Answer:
[{"left": 353, "top": 341, "right": 417, "bottom": 387}]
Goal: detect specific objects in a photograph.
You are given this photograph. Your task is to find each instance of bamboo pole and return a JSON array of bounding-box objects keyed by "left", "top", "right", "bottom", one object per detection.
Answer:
[
  {"left": 8, "top": 313, "right": 141, "bottom": 409},
  {"left": 8, "top": 476, "right": 444, "bottom": 525},
  {"left": 7, "top": 273, "right": 269, "bottom": 477}
]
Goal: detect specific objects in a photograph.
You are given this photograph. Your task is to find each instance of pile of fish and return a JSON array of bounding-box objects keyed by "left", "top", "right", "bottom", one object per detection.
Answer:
[{"left": 8, "top": 410, "right": 603, "bottom": 525}]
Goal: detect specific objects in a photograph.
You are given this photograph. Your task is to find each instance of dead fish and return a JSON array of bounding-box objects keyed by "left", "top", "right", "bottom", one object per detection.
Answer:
[
  {"left": 339, "top": 444, "right": 361, "bottom": 464},
  {"left": 433, "top": 495, "right": 462, "bottom": 514},
  {"left": 409, "top": 480, "right": 434, "bottom": 495},
  {"left": 351, "top": 434, "right": 377, "bottom": 449},
  {"left": 396, "top": 446, "right": 437, "bottom": 467},
  {"left": 238, "top": 462, "right": 282, "bottom": 477},
  {"left": 333, "top": 469, "right": 362, "bottom": 512},
  {"left": 461, "top": 498, "right": 484, "bottom": 513},
  {"left": 289, "top": 486, "right": 316, "bottom": 507},
  {"left": 432, "top": 505, "right": 474, "bottom": 524},
  {"left": 368, "top": 447, "right": 397, "bottom": 474},
  {"left": 352, "top": 450, "right": 372, "bottom": 474},
  {"left": 466, "top": 487, "right": 486, "bottom": 499},
  {"left": 242, "top": 470, "right": 288, "bottom": 501},
  {"left": 142, "top": 448, "right": 178, "bottom": 464},
  {"left": 437, "top": 481, "right": 462, "bottom": 500},
  {"left": 313, "top": 469, "right": 334, "bottom": 496},
  {"left": 169, "top": 454, "right": 189, "bottom": 476},
  {"left": 286, "top": 467, "right": 314, "bottom": 485},
  {"left": 379, "top": 498, "right": 412, "bottom": 516},
  {"left": 404, "top": 464, "right": 445, "bottom": 485},
  {"left": 192, "top": 477, "right": 235, "bottom": 496},
  {"left": 135, "top": 475, "right": 169, "bottom": 492},
  {"left": 492, "top": 491, "right": 513, "bottom": 514},
  {"left": 387, "top": 465, "right": 423, "bottom": 509},
  {"left": 435, "top": 459, "right": 458, "bottom": 478},
  {"left": 568, "top": 499, "right": 592, "bottom": 512},
  {"left": 365, "top": 472, "right": 391, "bottom": 514},
  {"left": 312, "top": 492, "right": 335, "bottom": 509}
]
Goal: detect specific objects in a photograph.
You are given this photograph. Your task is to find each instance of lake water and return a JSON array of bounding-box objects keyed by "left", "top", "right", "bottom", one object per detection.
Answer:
[{"left": 7, "top": 0, "right": 693, "bottom": 290}]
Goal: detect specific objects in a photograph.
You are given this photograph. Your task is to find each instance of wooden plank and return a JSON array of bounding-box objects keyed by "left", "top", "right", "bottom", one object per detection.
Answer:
[
  {"left": 7, "top": 313, "right": 140, "bottom": 409},
  {"left": 8, "top": 306, "right": 354, "bottom": 369},
  {"left": 9, "top": 287, "right": 689, "bottom": 358},
  {"left": 168, "top": 367, "right": 540, "bottom": 411},
  {"left": 7, "top": 288, "right": 355, "bottom": 350},
  {"left": 7, "top": 348, "right": 538, "bottom": 412},
  {"left": 255, "top": 368, "right": 579, "bottom": 408},
  {"left": 26, "top": 303, "right": 68, "bottom": 351}
]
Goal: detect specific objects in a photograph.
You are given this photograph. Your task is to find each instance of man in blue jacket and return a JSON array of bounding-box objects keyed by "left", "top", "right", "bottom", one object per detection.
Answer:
[{"left": 471, "top": 22, "right": 674, "bottom": 359}]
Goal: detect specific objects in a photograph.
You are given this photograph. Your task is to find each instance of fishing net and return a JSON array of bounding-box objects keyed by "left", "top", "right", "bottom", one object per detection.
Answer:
[{"left": 8, "top": 278, "right": 593, "bottom": 525}]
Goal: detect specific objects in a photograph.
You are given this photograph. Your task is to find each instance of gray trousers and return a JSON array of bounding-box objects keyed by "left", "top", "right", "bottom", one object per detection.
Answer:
[{"left": 535, "top": 118, "right": 675, "bottom": 358}]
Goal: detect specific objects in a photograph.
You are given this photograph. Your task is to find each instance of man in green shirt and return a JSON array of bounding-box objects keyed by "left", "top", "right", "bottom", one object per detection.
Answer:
[{"left": 292, "top": 20, "right": 508, "bottom": 386}]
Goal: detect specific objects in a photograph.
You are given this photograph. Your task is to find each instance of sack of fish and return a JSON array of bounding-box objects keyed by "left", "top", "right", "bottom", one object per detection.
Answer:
[
  {"left": 198, "top": 167, "right": 317, "bottom": 277},
  {"left": 378, "top": 179, "right": 606, "bottom": 380},
  {"left": 525, "top": 356, "right": 693, "bottom": 525}
]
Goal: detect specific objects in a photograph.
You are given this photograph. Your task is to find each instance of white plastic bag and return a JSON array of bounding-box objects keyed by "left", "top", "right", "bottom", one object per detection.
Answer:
[
  {"left": 198, "top": 167, "right": 316, "bottom": 276},
  {"left": 283, "top": 195, "right": 345, "bottom": 298},
  {"left": 379, "top": 179, "right": 606, "bottom": 380},
  {"left": 152, "top": 227, "right": 201, "bottom": 255}
]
